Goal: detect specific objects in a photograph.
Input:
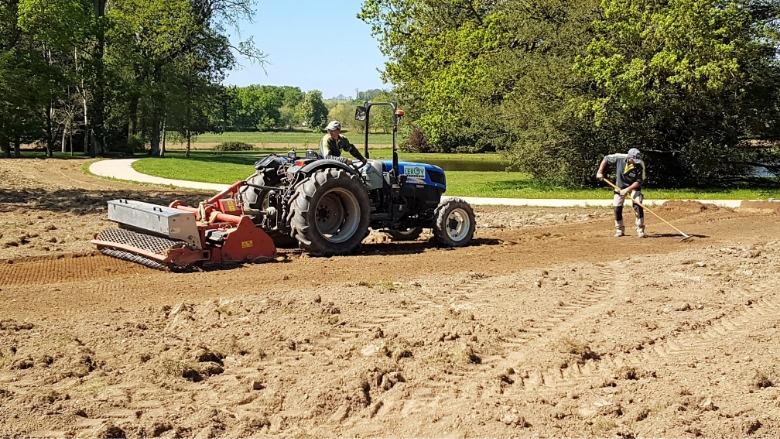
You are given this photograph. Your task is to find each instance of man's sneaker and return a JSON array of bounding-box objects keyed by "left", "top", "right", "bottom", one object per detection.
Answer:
[
  {"left": 614, "top": 229, "right": 625, "bottom": 237},
  {"left": 637, "top": 230, "right": 646, "bottom": 238}
]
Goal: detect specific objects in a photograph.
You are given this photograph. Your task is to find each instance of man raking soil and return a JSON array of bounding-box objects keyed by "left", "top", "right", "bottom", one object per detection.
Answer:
[
  {"left": 596, "top": 148, "right": 647, "bottom": 238},
  {"left": 597, "top": 148, "right": 693, "bottom": 241}
]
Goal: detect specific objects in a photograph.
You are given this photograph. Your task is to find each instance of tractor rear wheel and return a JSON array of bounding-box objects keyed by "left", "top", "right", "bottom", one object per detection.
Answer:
[
  {"left": 433, "top": 198, "right": 475, "bottom": 247},
  {"left": 386, "top": 226, "right": 423, "bottom": 241},
  {"left": 290, "top": 168, "right": 370, "bottom": 256},
  {"left": 241, "top": 173, "right": 268, "bottom": 214},
  {"left": 242, "top": 174, "right": 298, "bottom": 248}
]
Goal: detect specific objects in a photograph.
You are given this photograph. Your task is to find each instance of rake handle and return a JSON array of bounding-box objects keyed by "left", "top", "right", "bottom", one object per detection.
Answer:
[{"left": 601, "top": 178, "right": 690, "bottom": 237}]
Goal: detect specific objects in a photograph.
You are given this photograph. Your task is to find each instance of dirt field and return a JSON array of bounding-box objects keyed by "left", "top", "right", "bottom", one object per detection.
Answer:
[{"left": 3, "top": 158, "right": 780, "bottom": 438}]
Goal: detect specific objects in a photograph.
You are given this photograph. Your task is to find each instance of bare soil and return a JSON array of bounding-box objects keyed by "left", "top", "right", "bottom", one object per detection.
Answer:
[{"left": 2, "top": 158, "right": 780, "bottom": 438}]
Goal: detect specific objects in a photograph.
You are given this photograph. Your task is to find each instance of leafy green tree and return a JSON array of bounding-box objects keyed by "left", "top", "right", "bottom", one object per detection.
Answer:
[
  {"left": 300, "top": 90, "right": 329, "bottom": 131},
  {"left": 1, "top": 0, "right": 263, "bottom": 160},
  {"left": 362, "top": 0, "right": 780, "bottom": 185},
  {"left": 574, "top": 0, "right": 780, "bottom": 185},
  {"left": 328, "top": 103, "right": 359, "bottom": 133},
  {"left": 360, "top": 0, "right": 510, "bottom": 151},
  {"left": 0, "top": 0, "right": 51, "bottom": 158},
  {"left": 17, "top": 0, "right": 90, "bottom": 156}
]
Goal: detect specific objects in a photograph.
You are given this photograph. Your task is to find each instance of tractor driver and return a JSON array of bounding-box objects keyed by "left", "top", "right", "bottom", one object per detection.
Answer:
[{"left": 320, "top": 121, "right": 367, "bottom": 166}]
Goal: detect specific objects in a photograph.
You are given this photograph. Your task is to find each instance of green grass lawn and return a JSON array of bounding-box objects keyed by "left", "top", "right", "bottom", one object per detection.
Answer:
[
  {"left": 130, "top": 151, "right": 780, "bottom": 199},
  {"left": 190, "top": 130, "right": 395, "bottom": 145}
]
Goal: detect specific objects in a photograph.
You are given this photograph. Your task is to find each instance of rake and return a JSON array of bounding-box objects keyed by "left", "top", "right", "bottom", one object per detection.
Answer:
[{"left": 601, "top": 178, "right": 693, "bottom": 241}]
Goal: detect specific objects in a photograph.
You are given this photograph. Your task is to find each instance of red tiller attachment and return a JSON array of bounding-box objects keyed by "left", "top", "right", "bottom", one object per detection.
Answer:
[{"left": 92, "top": 181, "right": 277, "bottom": 270}]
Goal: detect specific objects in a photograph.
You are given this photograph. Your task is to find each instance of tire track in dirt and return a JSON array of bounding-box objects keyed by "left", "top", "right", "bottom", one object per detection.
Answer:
[
  {"left": 323, "top": 273, "right": 496, "bottom": 344},
  {"left": 0, "top": 253, "right": 151, "bottom": 286},
  {"left": 485, "top": 261, "right": 625, "bottom": 390},
  {"left": 502, "top": 282, "right": 780, "bottom": 392},
  {"left": 330, "top": 264, "right": 625, "bottom": 418}
]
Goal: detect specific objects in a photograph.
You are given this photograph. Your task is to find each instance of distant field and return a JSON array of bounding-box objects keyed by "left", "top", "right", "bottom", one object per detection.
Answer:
[
  {"left": 190, "top": 131, "right": 395, "bottom": 146},
  {"left": 131, "top": 151, "right": 780, "bottom": 199}
]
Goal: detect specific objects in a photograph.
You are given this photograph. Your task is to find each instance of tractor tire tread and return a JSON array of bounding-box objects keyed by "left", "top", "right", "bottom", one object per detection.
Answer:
[
  {"left": 433, "top": 198, "right": 476, "bottom": 247},
  {"left": 290, "top": 168, "right": 370, "bottom": 256}
]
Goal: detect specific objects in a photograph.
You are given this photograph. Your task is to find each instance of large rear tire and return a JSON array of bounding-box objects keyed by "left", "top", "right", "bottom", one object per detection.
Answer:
[
  {"left": 433, "top": 198, "right": 475, "bottom": 247},
  {"left": 241, "top": 173, "right": 268, "bottom": 213},
  {"left": 242, "top": 174, "right": 298, "bottom": 248},
  {"left": 290, "top": 168, "right": 370, "bottom": 256}
]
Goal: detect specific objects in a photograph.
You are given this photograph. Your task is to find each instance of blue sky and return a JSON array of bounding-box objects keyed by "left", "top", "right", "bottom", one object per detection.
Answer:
[{"left": 224, "top": 1, "right": 390, "bottom": 99}]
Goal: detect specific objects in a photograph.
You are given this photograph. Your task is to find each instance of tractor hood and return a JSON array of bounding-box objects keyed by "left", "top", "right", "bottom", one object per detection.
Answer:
[{"left": 379, "top": 160, "right": 446, "bottom": 190}]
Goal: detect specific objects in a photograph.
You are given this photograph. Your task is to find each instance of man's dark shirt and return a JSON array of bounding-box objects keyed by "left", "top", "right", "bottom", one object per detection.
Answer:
[
  {"left": 604, "top": 153, "right": 645, "bottom": 190},
  {"left": 319, "top": 134, "right": 365, "bottom": 163}
]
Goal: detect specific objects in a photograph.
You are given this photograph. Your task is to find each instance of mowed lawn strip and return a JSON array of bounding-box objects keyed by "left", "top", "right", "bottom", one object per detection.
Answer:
[{"left": 131, "top": 152, "right": 780, "bottom": 199}]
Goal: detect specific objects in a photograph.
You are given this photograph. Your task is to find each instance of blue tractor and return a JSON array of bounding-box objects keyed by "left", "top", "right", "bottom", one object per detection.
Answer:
[{"left": 242, "top": 102, "right": 476, "bottom": 256}]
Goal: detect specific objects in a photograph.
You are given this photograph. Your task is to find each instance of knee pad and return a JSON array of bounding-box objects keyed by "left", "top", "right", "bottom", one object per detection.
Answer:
[
  {"left": 614, "top": 206, "right": 624, "bottom": 221},
  {"left": 633, "top": 204, "right": 644, "bottom": 219}
]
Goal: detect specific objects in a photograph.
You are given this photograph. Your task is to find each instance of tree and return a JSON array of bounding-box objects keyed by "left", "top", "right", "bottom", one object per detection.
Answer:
[
  {"left": 328, "top": 103, "right": 360, "bottom": 133},
  {"left": 360, "top": 0, "right": 509, "bottom": 151},
  {"left": 0, "top": 0, "right": 51, "bottom": 158},
  {"left": 362, "top": 0, "right": 780, "bottom": 185},
  {"left": 1, "top": 0, "right": 264, "bottom": 160},
  {"left": 17, "top": 0, "right": 90, "bottom": 157},
  {"left": 574, "top": 0, "right": 780, "bottom": 186},
  {"left": 300, "top": 90, "right": 328, "bottom": 131}
]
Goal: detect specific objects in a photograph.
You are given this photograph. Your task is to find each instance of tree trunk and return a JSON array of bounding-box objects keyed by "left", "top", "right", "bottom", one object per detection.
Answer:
[
  {"left": 13, "top": 137, "right": 21, "bottom": 158},
  {"left": 62, "top": 121, "right": 67, "bottom": 153},
  {"left": 186, "top": 92, "right": 191, "bottom": 158},
  {"left": 69, "top": 121, "right": 74, "bottom": 156},
  {"left": 150, "top": 110, "right": 161, "bottom": 156},
  {"left": 1, "top": 131, "right": 9, "bottom": 158},
  {"left": 76, "top": 47, "right": 89, "bottom": 155},
  {"left": 127, "top": 94, "right": 139, "bottom": 144},
  {"left": 92, "top": 1, "right": 106, "bottom": 158},
  {"left": 83, "top": 93, "right": 89, "bottom": 154},
  {"left": 46, "top": 102, "right": 54, "bottom": 157},
  {"left": 161, "top": 116, "right": 167, "bottom": 158}
]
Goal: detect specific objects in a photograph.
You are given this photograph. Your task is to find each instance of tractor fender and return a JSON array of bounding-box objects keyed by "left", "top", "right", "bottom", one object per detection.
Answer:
[{"left": 298, "top": 159, "right": 358, "bottom": 178}]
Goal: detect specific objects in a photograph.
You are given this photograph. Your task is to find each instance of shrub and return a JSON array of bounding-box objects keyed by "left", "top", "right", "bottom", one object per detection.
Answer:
[
  {"left": 214, "top": 141, "right": 254, "bottom": 151},
  {"left": 401, "top": 125, "right": 434, "bottom": 153}
]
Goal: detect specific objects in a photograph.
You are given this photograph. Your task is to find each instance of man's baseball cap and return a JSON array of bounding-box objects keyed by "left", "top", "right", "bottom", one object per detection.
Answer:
[
  {"left": 326, "top": 121, "right": 341, "bottom": 131},
  {"left": 628, "top": 148, "right": 643, "bottom": 164}
]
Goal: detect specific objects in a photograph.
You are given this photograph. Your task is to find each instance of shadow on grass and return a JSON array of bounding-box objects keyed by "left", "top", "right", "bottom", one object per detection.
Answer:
[
  {"left": 143, "top": 152, "right": 265, "bottom": 167},
  {"left": 1, "top": 188, "right": 208, "bottom": 214}
]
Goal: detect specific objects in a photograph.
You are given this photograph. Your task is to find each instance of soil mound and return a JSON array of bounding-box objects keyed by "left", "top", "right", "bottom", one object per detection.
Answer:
[
  {"left": 736, "top": 200, "right": 780, "bottom": 214},
  {"left": 660, "top": 200, "right": 717, "bottom": 213}
]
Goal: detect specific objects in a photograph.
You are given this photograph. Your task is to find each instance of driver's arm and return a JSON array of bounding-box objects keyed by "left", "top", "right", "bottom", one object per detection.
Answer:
[{"left": 345, "top": 143, "right": 366, "bottom": 163}]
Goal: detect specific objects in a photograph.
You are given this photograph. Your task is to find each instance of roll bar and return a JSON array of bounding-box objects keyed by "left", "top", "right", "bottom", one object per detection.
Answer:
[{"left": 355, "top": 102, "right": 404, "bottom": 183}]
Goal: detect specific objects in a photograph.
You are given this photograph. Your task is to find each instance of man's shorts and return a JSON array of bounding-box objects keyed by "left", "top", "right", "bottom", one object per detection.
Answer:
[{"left": 613, "top": 190, "right": 643, "bottom": 207}]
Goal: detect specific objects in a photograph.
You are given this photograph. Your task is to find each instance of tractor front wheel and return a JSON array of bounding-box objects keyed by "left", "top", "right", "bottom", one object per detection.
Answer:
[
  {"left": 433, "top": 198, "right": 476, "bottom": 247},
  {"left": 290, "top": 168, "right": 370, "bottom": 256}
]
